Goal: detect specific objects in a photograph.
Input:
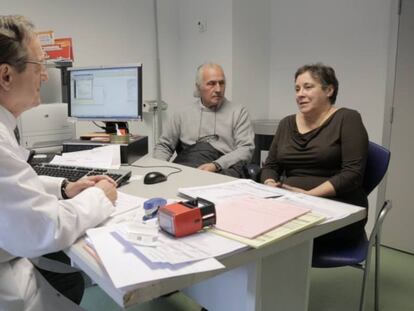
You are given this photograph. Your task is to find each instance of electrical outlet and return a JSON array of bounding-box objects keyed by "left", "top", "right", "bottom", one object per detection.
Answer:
[
  {"left": 143, "top": 100, "right": 168, "bottom": 113},
  {"left": 143, "top": 101, "right": 157, "bottom": 113}
]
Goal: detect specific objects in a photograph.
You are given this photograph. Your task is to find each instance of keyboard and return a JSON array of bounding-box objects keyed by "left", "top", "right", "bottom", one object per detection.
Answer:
[{"left": 32, "top": 163, "right": 131, "bottom": 187}]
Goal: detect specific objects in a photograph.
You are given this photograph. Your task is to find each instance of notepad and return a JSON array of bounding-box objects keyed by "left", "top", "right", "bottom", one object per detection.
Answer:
[{"left": 215, "top": 196, "right": 311, "bottom": 239}]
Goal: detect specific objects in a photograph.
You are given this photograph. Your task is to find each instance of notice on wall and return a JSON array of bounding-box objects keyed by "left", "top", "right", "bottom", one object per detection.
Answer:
[{"left": 37, "top": 30, "right": 74, "bottom": 61}]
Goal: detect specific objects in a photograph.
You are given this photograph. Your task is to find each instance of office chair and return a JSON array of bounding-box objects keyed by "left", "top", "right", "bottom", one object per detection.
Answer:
[{"left": 312, "top": 141, "right": 392, "bottom": 311}]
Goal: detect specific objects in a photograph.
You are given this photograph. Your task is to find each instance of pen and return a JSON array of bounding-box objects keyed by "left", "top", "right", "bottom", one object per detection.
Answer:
[{"left": 265, "top": 195, "right": 282, "bottom": 199}]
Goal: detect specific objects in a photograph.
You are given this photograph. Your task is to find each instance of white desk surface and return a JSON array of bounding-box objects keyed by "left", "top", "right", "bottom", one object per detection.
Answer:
[{"left": 66, "top": 157, "right": 366, "bottom": 311}]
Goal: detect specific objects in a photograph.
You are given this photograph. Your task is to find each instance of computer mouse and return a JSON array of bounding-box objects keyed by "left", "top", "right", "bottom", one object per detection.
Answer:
[{"left": 143, "top": 171, "right": 167, "bottom": 184}]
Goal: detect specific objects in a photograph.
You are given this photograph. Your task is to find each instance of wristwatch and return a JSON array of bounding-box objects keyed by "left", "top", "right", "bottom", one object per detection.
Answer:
[
  {"left": 61, "top": 179, "right": 69, "bottom": 199},
  {"left": 212, "top": 161, "right": 222, "bottom": 172}
]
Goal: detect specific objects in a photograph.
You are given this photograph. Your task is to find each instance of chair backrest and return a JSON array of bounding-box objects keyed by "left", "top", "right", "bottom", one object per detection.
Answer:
[{"left": 362, "top": 141, "right": 391, "bottom": 195}]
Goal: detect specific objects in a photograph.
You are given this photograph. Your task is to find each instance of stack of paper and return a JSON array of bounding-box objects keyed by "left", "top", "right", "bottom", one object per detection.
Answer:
[
  {"left": 50, "top": 144, "right": 121, "bottom": 169},
  {"left": 179, "top": 179, "right": 290, "bottom": 203},
  {"left": 85, "top": 193, "right": 247, "bottom": 289},
  {"left": 215, "top": 195, "right": 311, "bottom": 239},
  {"left": 210, "top": 211, "right": 325, "bottom": 248},
  {"left": 86, "top": 227, "right": 227, "bottom": 288},
  {"left": 179, "top": 180, "right": 327, "bottom": 248}
]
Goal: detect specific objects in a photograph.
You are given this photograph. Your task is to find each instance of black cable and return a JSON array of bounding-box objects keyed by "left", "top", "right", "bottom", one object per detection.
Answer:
[
  {"left": 130, "top": 164, "right": 182, "bottom": 177},
  {"left": 92, "top": 121, "right": 106, "bottom": 131}
]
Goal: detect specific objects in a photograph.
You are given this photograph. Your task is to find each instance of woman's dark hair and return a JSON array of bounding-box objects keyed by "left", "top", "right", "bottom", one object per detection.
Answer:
[
  {"left": 0, "top": 15, "right": 35, "bottom": 73},
  {"left": 295, "top": 63, "right": 339, "bottom": 104}
]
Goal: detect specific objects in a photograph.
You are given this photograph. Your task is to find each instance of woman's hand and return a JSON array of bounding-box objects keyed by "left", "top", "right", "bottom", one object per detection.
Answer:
[
  {"left": 64, "top": 175, "right": 117, "bottom": 198},
  {"left": 281, "top": 181, "right": 336, "bottom": 197},
  {"left": 280, "top": 184, "right": 309, "bottom": 194},
  {"left": 263, "top": 179, "right": 281, "bottom": 188}
]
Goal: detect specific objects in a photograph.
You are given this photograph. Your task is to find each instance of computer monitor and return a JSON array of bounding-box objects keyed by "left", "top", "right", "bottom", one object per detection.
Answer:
[{"left": 67, "top": 64, "right": 142, "bottom": 133}]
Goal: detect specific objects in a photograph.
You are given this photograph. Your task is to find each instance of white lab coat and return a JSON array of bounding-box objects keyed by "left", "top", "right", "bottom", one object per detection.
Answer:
[{"left": 0, "top": 105, "right": 115, "bottom": 310}]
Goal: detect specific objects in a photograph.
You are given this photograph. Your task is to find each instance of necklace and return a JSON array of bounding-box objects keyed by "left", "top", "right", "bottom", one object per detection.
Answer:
[
  {"left": 315, "top": 105, "right": 336, "bottom": 127},
  {"left": 298, "top": 105, "right": 336, "bottom": 133}
]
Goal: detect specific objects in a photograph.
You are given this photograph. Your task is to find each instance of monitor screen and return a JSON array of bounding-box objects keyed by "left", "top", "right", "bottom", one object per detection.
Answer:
[{"left": 68, "top": 64, "right": 142, "bottom": 125}]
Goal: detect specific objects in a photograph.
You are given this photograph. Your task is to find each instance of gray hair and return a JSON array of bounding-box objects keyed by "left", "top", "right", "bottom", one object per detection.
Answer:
[
  {"left": 0, "top": 15, "right": 35, "bottom": 73},
  {"left": 193, "top": 63, "right": 225, "bottom": 98}
]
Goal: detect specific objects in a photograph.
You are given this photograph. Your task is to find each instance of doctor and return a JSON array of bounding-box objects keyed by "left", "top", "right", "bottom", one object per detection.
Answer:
[{"left": 0, "top": 15, "right": 117, "bottom": 310}]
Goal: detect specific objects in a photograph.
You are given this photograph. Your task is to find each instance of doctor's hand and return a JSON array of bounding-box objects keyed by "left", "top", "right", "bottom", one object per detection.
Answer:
[
  {"left": 94, "top": 179, "right": 118, "bottom": 204},
  {"left": 65, "top": 175, "right": 117, "bottom": 199}
]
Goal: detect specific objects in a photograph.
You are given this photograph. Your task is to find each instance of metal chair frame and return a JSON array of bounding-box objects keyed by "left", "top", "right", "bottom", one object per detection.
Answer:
[
  {"left": 355, "top": 200, "right": 392, "bottom": 311},
  {"left": 312, "top": 141, "right": 391, "bottom": 311}
]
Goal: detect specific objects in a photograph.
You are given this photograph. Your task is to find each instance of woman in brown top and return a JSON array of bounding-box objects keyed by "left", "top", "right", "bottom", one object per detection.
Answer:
[{"left": 261, "top": 63, "right": 368, "bottom": 244}]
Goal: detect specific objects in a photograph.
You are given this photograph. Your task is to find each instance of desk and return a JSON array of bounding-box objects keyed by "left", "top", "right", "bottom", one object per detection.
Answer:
[{"left": 66, "top": 157, "right": 366, "bottom": 311}]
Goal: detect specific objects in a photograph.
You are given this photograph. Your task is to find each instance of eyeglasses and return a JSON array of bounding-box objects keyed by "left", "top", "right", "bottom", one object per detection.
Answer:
[{"left": 25, "top": 59, "right": 48, "bottom": 72}]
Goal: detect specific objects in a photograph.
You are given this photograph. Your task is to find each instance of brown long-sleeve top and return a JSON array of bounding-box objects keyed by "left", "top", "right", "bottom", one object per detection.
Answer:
[{"left": 261, "top": 108, "right": 369, "bottom": 208}]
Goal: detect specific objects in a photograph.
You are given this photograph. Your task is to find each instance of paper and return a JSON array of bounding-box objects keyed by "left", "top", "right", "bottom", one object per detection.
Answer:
[
  {"left": 110, "top": 192, "right": 145, "bottom": 218},
  {"left": 111, "top": 198, "right": 246, "bottom": 265},
  {"left": 211, "top": 211, "right": 325, "bottom": 248},
  {"left": 179, "top": 179, "right": 365, "bottom": 224},
  {"left": 130, "top": 230, "right": 246, "bottom": 265},
  {"left": 283, "top": 194, "right": 365, "bottom": 223},
  {"left": 86, "top": 226, "right": 226, "bottom": 288},
  {"left": 179, "top": 179, "right": 288, "bottom": 203},
  {"left": 215, "top": 196, "right": 311, "bottom": 239},
  {"left": 50, "top": 144, "right": 121, "bottom": 169}
]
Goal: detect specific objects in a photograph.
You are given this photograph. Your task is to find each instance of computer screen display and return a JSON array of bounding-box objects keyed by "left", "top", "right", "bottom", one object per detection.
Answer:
[{"left": 68, "top": 64, "right": 142, "bottom": 122}]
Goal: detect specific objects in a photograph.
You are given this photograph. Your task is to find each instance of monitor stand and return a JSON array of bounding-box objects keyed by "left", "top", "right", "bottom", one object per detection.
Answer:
[{"left": 105, "top": 122, "right": 129, "bottom": 134}]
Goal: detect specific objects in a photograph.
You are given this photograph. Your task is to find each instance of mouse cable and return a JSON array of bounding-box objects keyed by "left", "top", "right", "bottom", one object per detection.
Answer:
[
  {"left": 92, "top": 121, "right": 107, "bottom": 131},
  {"left": 130, "top": 164, "right": 182, "bottom": 177}
]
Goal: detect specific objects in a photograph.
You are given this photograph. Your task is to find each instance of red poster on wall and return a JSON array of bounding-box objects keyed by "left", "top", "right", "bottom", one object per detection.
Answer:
[{"left": 42, "top": 37, "right": 74, "bottom": 61}]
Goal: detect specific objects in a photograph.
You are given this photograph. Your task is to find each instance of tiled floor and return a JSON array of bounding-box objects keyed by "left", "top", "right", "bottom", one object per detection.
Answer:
[
  {"left": 309, "top": 246, "right": 414, "bottom": 311},
  {"left": 81, "top": 246, "right": 414, "bottom": 311}
]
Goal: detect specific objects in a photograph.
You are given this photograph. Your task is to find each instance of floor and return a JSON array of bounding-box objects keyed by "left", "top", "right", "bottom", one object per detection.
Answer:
[{"left": 80, "top": 246, "right": 414, "bottom": 311}]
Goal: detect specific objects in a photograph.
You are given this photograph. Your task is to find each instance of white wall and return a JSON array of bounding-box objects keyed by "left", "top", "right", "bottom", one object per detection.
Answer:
[
  {"left": 157, "top": 0, "right": 181, "bottom": 124},
  {"left": 173, "top": 0, "right": 233, "bottom": 111},
  {"left": 1, "top": 0, "right": 159, "bottom": 147},
  {"left": 232, "top": 0, "right": 271, "bottom": 120}
]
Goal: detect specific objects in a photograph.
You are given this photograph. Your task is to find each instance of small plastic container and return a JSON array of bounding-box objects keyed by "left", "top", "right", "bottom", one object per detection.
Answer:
[
  {"left": 110, "top": 134, "right": 130, "bottom": 144},
  {"left": 117, "top": 222, "right": 159, "bottom": 247}
]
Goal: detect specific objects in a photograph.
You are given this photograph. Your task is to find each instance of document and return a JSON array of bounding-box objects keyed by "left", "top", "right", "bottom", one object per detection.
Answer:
[
  {"left": 283, "top": 193, "right": 366, "bottom": 222},
  {"left": 129, "top": 230, "right": 247, "bottom": 265},
  {"left": 210, "top": 211, "right": 325, "bottom": 248},
  {"left": 110, "top": 192, "right": 145, "bottom": 218},
  {"left": 50, "top": 144, "right": 121, "bottom": 169},
  {"left": 179, "top": 179, "right": 365, "bottom": 223},
  {"left": 86, "top": 226, "right": 226, "bottom": 288},
  {"left": 215, "top": 195, "right": 311, "bottom": 239},
  {"left": 179, "top": 179, "right": 288, "bottom": 203}
]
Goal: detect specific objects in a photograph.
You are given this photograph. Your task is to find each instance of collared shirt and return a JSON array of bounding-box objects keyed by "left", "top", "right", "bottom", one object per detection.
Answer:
[{"left": 0, "top": 104, "right": 115, "bottom": 310}]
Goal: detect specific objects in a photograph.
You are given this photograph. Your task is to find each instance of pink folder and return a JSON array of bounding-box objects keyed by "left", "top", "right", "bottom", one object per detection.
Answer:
[{"left": 215, "top": 196, "right": 310, "bottom": 239}]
